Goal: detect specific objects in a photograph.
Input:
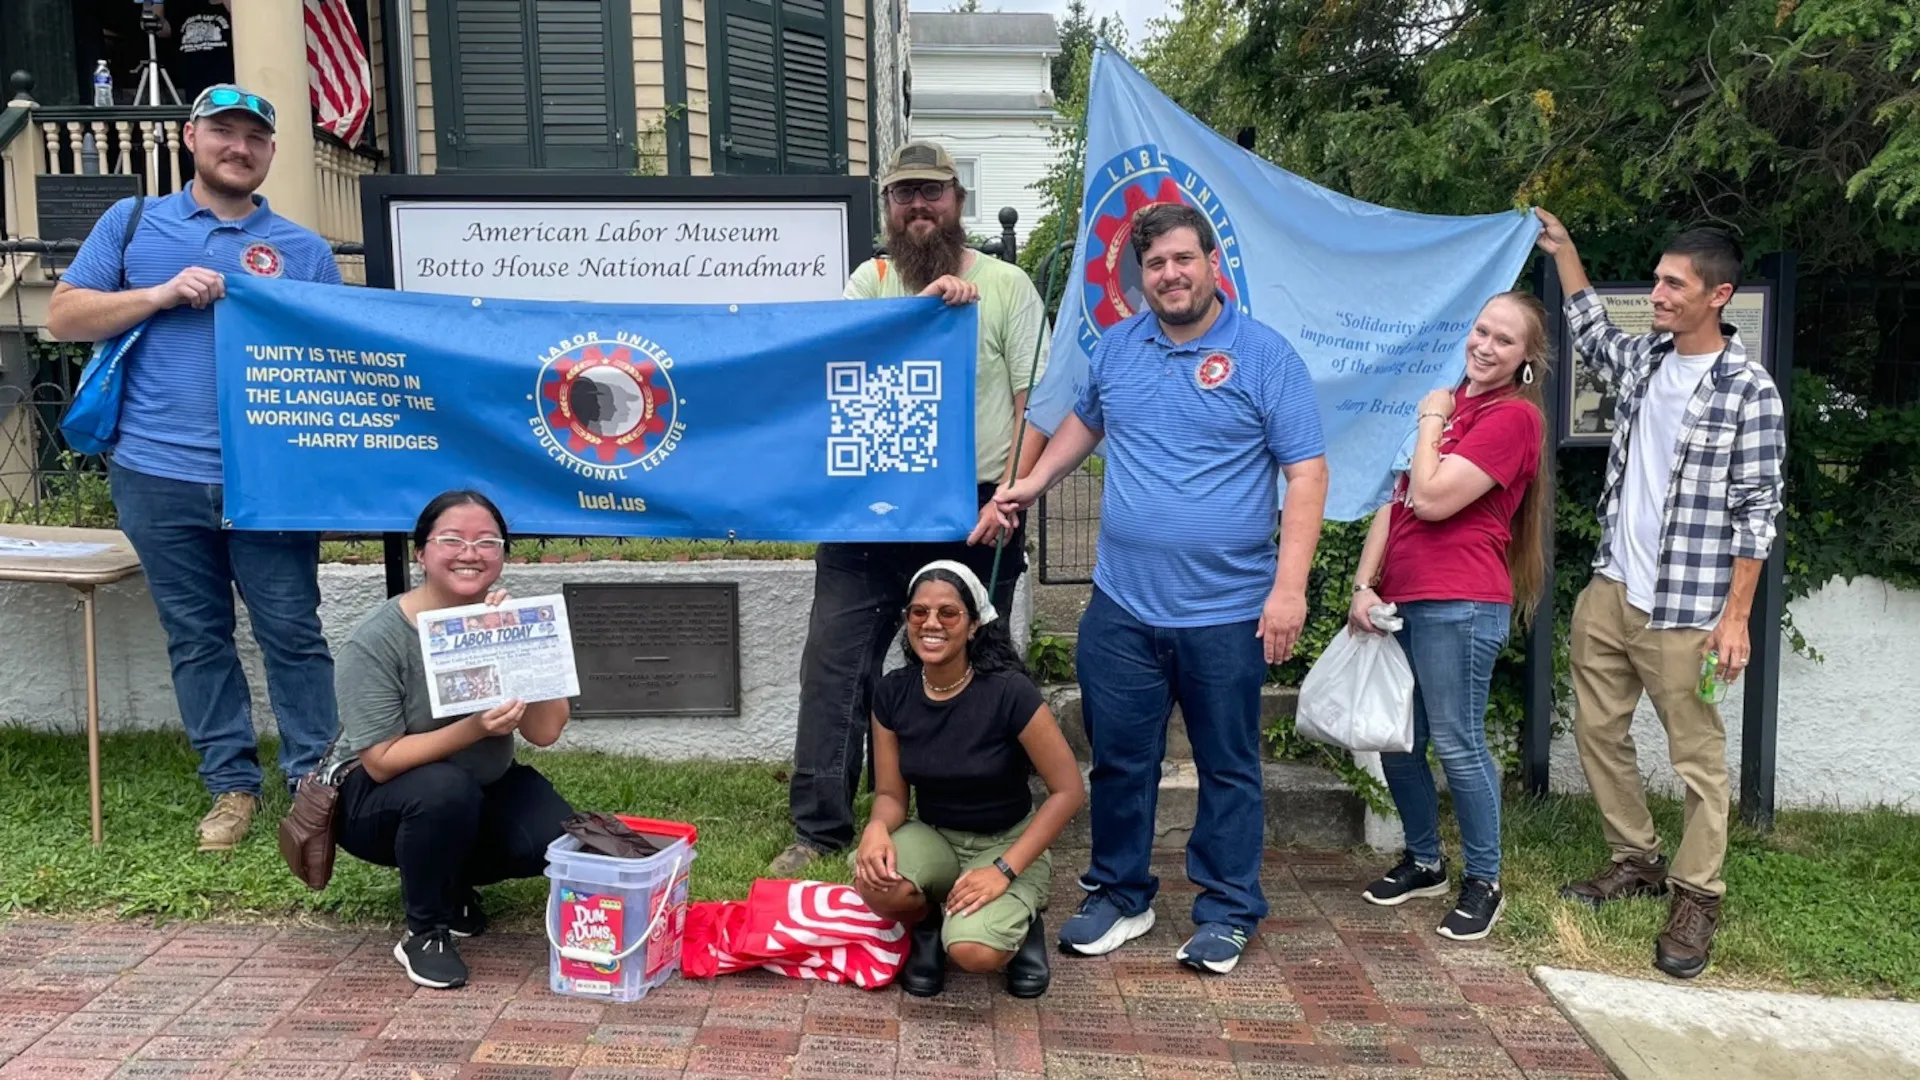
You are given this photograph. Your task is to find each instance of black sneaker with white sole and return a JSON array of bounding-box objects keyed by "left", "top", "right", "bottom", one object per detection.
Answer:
[
  {"left": 1361, "top": 853, "right": 1450, "bottom": 906},
  {"left": 1436, "top": 877, "right": 1504, "bottom": 941},
  {"left": 394, "top": 927, "right": 468, "bottom": 989},
  {"left": 448, "top": 888, "right": 487, "bottom": 939}
]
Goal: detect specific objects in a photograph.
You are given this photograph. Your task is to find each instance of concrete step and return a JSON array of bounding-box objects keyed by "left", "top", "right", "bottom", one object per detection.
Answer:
[
  {"left": 1032, "top": 759, "right": 1365, "bottom": 850},
  {"left": 1043, "top": 684, "right": 1299, "bottom": 763}
]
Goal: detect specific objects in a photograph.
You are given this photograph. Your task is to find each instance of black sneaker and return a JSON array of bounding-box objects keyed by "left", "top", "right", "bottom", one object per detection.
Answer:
[
  {"left": 448, "top": 888, "right": 487, "bottom": 938},
  {"left": 393, "top": 928, "right": 468, "bottom": 989},
  {"left": 1361, "top": 854, "right": 1450, "bottom": 906},
  {"left": 1436, "top": 878, "right": 1505, "bottom": 941}
]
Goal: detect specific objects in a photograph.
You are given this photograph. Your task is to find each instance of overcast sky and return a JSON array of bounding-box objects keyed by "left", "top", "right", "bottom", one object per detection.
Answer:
[{"left": 910, "top": 0, "right": 1163, "bottom": 45}]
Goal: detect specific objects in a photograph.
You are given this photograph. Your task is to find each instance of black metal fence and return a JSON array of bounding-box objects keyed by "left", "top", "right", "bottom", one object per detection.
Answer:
[{"left": 1795, "top": 274, "right": 1920, "bottom": 407}]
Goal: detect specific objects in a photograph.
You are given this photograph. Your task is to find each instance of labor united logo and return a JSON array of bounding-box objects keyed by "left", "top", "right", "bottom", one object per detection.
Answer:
[
  {"left": 240, "top": 242, "right": 283, "bottom": 277},
  {"left": 1077, "top": 145, "right": 1251, "bottom": 356},
  {"left": 528, "top": 333, "right": 685, "bottom": 481},
  {"left": 1195, "top": 351, "right": 1234, "bottom": 390}
]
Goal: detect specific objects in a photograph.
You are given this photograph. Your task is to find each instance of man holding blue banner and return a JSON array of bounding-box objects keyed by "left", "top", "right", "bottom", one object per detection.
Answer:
[
  {"left": 47, "top": 84, "right": 341, "bottom": 853},
  {"left": 979, "top": 203, "right": 1329, "bottom": 974},
  {"left": 771, "top": 140, "right": 1054, "bottom": 876}
]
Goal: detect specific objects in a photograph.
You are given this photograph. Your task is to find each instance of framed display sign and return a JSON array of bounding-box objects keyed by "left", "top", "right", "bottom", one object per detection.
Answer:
[{"left": 1561, "top": 283, "right": 1774, "bottom": 448}]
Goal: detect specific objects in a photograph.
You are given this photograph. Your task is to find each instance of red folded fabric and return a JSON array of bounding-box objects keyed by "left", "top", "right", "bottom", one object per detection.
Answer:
[{"left": 683, "top": 879, "right": 906, "bottom": 988}]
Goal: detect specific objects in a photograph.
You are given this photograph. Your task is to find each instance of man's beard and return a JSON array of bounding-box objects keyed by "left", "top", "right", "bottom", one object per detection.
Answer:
[
  {"left": 1149, "top": 278, "right": 1218, "bottom": 326},
  {"left": 886, "top": 211, "right": 967, "bottom": 292},
  {"left": 195, "top": 160, "right": 260, "bottom": 200}
]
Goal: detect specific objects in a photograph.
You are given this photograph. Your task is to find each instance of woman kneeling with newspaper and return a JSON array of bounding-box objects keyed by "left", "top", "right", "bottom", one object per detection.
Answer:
[
  {"left": 319, "top": 490, "right": 574, "bottom": 990},
  {"left": 852, "top": 561, "right": 1084, "bottom": 999}
]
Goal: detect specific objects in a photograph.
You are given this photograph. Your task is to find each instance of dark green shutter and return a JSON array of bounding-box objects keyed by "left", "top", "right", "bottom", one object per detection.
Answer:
[
  {"left": 431, "top": 0, "right": 635, "bottom": 170},
  {"left": 711, "top": 0, "right": 846, "bottom": 174}
]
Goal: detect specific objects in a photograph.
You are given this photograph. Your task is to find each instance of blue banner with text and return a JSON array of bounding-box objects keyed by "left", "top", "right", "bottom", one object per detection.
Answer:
[
  {"left": 215, "top": 275, "right": 978, "bottom": 540},
  {"left": 1025, "top": 46, "right": 1541, "bottom": 520}
]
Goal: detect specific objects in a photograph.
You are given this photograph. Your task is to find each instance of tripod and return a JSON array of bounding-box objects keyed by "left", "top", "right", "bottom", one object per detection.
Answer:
[{"left": 132, "top": 7, "right": 181, "bottom": 107}]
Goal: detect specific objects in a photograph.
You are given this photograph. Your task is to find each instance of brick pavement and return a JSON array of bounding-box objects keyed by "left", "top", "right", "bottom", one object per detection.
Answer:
[{"left": 0, "top": 850, "right": 1612, "bottom": 1079}]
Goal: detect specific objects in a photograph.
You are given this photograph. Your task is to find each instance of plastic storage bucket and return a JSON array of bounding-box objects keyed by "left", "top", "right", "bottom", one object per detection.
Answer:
[{"left": 544, "top": 815, "right": 698, "bottom": 1002}]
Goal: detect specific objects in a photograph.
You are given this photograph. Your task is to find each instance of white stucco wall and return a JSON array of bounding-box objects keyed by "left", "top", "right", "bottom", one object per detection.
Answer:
[
  {"left": 0, "top": 560, "right": 1032, "bottom": 762},
  {"left": 1547, "top": 576, "right": 1920, "bottom": 812}
]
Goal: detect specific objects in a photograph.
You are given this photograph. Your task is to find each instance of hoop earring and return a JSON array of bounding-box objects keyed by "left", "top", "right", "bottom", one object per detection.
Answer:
[{"left": 1521, "top": 362, "right": 1535, "bottom": 386}]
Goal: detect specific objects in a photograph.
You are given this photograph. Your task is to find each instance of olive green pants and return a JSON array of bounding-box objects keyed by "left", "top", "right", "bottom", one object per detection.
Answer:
[{"left": 891, "top": 815, "right": 1051, "bottom": 952}]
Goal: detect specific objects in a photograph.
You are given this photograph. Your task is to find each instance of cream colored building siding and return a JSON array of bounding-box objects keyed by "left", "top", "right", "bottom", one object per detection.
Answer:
[
  {"left": 684, "top": 1, "right": 712, "bottom": 174},
  {"left": 912, "top": 52, "right": 1048, "bottom": 95},
  {"left": 632, "top": 0, "right": 669, "bottom": 172},
  {"left": 368, "top": 1, "right": 388, "bottom": 161},
  {"left": 412, "top": 0, "right": 437, "bottom": 174},
  {"left": 907, "top": 116, "right": 1054, "bottom": 241},
  {"left": 846, "top": 0, "right": 869, "bottom": 175}
]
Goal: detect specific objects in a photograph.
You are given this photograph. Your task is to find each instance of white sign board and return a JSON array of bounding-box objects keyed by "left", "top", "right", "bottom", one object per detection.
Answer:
[{"left": 388, "top": 200, "right": 852, "bottom": 304}]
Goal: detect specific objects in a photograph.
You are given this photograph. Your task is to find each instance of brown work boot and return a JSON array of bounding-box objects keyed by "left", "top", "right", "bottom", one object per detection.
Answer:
[
  {"left": 1654, "top": 886, "right": 1721, "bottom": 979},
  {"left": 196, "top": 792, "right": 259, "bottom": 853},
  {"left": 1557, "top": 853, "right": 1668, "bottom": 907},
  {"left": 767, "top": 841, "right": 828, "bottom": 877}
]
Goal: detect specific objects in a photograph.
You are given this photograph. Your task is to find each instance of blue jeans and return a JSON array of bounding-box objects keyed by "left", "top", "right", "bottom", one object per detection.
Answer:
[
  {"left": 108, "top": 461, "right": 336, "bottom": 797},
  {"left": 1076, "top": 586, "right": 1269, "bottom": 929},
  {"left": 1380, "top": 600, "right": 1510, "bottom": 881}
]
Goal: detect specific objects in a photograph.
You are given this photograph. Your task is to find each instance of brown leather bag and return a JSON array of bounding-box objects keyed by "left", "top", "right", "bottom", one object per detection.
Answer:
[{"left": 279, "top": 758, "right": 350, "bottom": 891}]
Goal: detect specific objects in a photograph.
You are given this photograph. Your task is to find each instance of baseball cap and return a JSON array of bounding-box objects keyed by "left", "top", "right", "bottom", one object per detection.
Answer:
[
  {"left": 881, "top": 140, "right": 958, "bottom": 189},
  {"left": 189, "top": 84, "right": 277, "bottom": 132}
]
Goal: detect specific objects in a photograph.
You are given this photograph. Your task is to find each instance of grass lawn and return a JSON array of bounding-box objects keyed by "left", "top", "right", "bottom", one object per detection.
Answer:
[
  {"left": 0, "top": 728, "right": 852, "bottom": 927},
  {"left": 1492, "top": 787, "right": 1920, "bottom": 999}
]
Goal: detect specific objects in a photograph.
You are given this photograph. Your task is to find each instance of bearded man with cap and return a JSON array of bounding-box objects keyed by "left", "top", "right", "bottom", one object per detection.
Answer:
[
  {"left": 771, "top": 140, "right": 1054, "bottom": 876},
  {"left": 47, "top": 84, "right": 344, "bottom": 853}
]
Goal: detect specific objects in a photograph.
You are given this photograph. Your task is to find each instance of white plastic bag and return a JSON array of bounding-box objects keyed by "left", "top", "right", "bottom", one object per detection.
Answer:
[{"left": 1295, "top": 617, "right": 1415, "bottom": 754}]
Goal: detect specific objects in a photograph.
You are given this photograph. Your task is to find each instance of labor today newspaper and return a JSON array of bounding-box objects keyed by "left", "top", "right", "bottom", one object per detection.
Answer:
[{"left": 417, "top": 594, "right": 580, "bottom": 719}]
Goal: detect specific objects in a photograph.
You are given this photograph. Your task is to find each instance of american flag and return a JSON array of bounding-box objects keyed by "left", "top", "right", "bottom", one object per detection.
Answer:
[{"left": 304, "top": 0, "right": 373, "bottom": 145}]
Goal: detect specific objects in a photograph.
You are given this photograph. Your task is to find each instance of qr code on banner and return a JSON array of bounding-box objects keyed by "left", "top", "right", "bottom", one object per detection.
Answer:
[{"left": 826, "top": 361, "right": 942, "bottom": 476}]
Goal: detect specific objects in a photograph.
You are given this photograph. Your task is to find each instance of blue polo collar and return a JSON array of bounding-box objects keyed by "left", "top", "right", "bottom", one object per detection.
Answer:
[
  {"left": 1146, "top": 291, "right": 1241, "bottom": 353},
  {"left": 169, "top": 182, "right": 275, "bottom": 237}
]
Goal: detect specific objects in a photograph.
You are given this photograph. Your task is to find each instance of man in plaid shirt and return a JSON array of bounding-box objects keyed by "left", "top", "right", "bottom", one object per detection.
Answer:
[{"left": 1534, "top": 209, "right": 1785, "bottom": 980}]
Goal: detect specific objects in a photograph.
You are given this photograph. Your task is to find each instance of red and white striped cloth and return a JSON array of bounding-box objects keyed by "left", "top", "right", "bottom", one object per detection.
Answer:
[
  {"left": 683, "top": 879, "right": 907, "bottom": 988},
  {"left": 304, "top": 0, "right": 373, "bottom": 146}
]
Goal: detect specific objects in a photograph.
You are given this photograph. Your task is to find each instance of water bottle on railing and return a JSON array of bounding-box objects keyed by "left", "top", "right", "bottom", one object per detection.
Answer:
[{"left": 92, "top": 61, "right": 113, "bottom": 107}]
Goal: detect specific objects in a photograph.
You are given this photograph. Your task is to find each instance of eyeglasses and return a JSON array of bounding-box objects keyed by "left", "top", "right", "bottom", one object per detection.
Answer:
[
  {"left": 196, "top": 88, "right": 276, "bottom": 127},
  {"left": 885, "top": 181, "right": 952, "bottom": 206},
  {"left": 905, "top": 604, "right": 967, "bottom": 625},
  {"left": 428, "top": 535, "right": 505, "bottom": 558}
]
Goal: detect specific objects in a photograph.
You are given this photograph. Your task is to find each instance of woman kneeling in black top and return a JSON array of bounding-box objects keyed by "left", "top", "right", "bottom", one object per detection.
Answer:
[{"left": 853, "top": 561, "right": 1084, "bottom": 998}]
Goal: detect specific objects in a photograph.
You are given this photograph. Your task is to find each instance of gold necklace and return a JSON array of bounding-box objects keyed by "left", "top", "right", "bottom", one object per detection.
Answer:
[{"left": 923, "top": 665, "right": 973, "bottom": 695}]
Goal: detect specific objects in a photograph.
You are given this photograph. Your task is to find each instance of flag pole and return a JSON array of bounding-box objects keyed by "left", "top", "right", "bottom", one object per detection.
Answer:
[{"left": 986, "top": 237, "right": 1074, "bottom": 604}]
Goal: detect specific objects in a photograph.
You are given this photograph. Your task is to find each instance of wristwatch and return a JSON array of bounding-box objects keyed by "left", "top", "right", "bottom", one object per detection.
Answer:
[{"left": 993, "top": 857, "right": 1017, "bottom": 882}]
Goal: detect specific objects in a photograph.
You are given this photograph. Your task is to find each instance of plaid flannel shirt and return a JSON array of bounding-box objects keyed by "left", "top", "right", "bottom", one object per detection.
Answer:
[{"left": 1565, "top": 288, "right": 1785, "bottom": 630}]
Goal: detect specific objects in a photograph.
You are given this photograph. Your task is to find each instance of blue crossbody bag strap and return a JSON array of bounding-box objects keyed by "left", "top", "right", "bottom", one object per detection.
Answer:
[{"left": 60, "top": 197, "right": 151, "bottom": 456}]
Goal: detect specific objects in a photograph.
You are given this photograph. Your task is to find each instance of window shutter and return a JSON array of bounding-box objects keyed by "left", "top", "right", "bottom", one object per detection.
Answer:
[
  {"left": 533, "top": 0, "right": 630, "bottom": 169},
  {"left": 713, "top": 0, "right": 846, "bottom": 174},
  {"left": 776, "top": 0, "right": 836, "bottom": 173},
  {"left": 433, "top": 0, "right": 633, "bottom": 170},
  {"left": 717, "top": 0, "right": 782, "bottom": 174},
  {"left": 445, "top": 0, "right": 535, "bottom": 169}
]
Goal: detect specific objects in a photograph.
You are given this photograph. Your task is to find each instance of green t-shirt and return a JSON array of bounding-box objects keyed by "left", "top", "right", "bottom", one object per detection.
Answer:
[
  {"left": 322, "top": 597, "right": 516, "bottom": 786},
  {"left": 844, "top": 251, "right": 1051, "bottom": 484}
]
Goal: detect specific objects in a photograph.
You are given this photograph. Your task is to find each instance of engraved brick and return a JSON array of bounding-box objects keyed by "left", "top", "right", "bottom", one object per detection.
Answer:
[
  {"left": 358, "top": 1038, "right": 475, "bottom": 1064},
  {"left": 111, "top": 1062, "right": 232, "bottom": 1080},
  {"left": 339, "top": 1067, "right": 460, "bottom": 1080},
  {"left": 249, "top": 1037, "right": 367, "bottom": 1061},
  {"left": 802, "top": 1013, "right": 897, "bottom": 1040},
  {"left": 468, "top": 1042, "right": 583, "bottom": 1068},
  {"left": 214, "top": 1064, "right": 347, "bottom": 1080},
  {"left": 577, "top": 1042, "right": 687, "bottom": 1070},
  {"left": 133, "top": 1036, "right": 254, "bottom": 1061},
  {"left": 19, "top": 1032, "right": 151, "bottom": 1059},
  {"left": 0, "top": 1058, "right": 121, "bottom": 1080},
  {"left": 695, "top": 1025, "right": 801, "bottom": 1055}
]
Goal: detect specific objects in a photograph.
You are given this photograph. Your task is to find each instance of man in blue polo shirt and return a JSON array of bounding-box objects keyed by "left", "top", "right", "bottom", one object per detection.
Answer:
[
  {"left": 976, "top": 203, "right": 1329, "bottom": 974},
  {"left": 48, "top": 84, "right": 341, "bottom": 853}
]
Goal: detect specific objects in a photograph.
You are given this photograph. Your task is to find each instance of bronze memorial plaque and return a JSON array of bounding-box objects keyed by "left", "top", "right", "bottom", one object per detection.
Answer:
[{"left": 564, "top": 583, "right": 741, "bottom": 717}]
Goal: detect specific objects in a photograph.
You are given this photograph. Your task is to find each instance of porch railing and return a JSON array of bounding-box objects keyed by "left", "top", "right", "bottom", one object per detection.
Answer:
[{"left": 35, "top": 106, "right": 194, "bottom": 202}]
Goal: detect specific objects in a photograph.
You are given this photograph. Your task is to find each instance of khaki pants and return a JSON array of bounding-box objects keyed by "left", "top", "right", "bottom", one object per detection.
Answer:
[{"left": 1570, "top": 577, "right": 1729, "bottom": 896}]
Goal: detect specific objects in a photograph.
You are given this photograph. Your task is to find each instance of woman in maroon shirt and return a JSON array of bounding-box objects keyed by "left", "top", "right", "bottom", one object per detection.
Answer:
[{"left": 1348, "top": 291, "right": 1551, "bottom": 941}]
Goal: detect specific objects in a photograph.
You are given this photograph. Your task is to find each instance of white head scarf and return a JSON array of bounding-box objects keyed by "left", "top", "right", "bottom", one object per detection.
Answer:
[{"left": 908, "top": 560, "right": 998, "bottom": 626}]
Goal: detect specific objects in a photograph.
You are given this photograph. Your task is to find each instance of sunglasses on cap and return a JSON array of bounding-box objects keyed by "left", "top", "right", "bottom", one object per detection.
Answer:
[{"left": 193, "top": 87, "right": 277, "bottom": 129}]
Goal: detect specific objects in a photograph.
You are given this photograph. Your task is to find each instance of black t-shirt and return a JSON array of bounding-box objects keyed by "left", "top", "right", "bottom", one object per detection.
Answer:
[
  {"left": 873, "top": 668, "right": 1045, "bottom": 834},
  {"left": 168, "top": 0, "right": 234, "bottom": 100}
]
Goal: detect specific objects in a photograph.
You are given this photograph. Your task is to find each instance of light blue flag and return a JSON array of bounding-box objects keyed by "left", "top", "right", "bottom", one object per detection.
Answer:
[{"left": 1026, "top": 44, "right": 1541, "bottom": 521}]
